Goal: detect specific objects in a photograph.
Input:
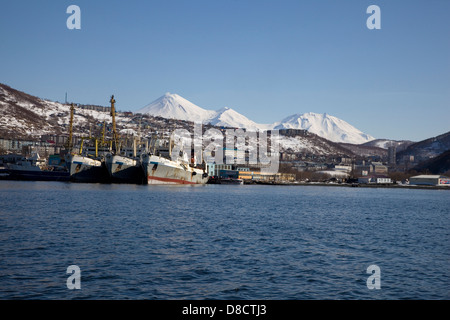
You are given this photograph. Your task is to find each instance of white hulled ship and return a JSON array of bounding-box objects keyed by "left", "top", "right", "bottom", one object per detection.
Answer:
[
  {"left": 104, "top": 95, "right": 147, "bottom": 184},
  {"left": 65, "top": 104, "right": 110, "bottom": 183},
  {"left": 105, "top": 153, "right": 145, "bottom": 184},
  {"left": 141, "top": 153, "right": 208, "bottom": 185},
  {"left": 67, "top": 153, "right": 110, "bottom": 183}
]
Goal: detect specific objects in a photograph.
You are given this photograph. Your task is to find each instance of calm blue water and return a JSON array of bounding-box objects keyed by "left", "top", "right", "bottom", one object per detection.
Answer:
[{"left": 0, "top": 181, "right": 448, "bottom": 300}]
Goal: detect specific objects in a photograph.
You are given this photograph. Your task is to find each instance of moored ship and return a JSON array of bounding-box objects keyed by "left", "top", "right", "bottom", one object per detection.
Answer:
[
  {"left": 67, "top": 154, "right": 110, "bottom": 183},
  {"left": 104, "top": 95, "right": 146, "bottom": 184},
  {"left": 105, "top": 153, "right": 146, "bottom": 184},
  {"left": 64, "top": 103, "right": 110, "bottom": 183},
  {"left": 4, "top": 154, "right": 69, "bottom": 181},
  {"left": 141, "top": 153, "right": 208, "bottom": 185}
]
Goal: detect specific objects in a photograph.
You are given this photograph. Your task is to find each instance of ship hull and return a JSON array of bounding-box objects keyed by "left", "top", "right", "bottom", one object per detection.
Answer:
[
  {"left": 67, "top": 155, "right": 110, "bottom": 183},
  {"left": 4, "top": 160, "right": 69, "bottom": 181},
  {"left": 142, "top": 155, "right": 208, "bottom": 185},
  {"left": 105, "top": 154, "right": 145, "bottom": 184},
  {"left": 6, "top": 169, "right": 70, "bottom": 181}
]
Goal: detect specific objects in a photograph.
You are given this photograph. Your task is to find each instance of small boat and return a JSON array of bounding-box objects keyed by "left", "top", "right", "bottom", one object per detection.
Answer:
[
  {"left": 207, "top": 176, "right": 243, "bottom": 184},
  {"left": 217, "top": 177, "right": 244, "bottom": 185},
  {"left": 5, "top": 154, "right": 69, "bottom": 181}
]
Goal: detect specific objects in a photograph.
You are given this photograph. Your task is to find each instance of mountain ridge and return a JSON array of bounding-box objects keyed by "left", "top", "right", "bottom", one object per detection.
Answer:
[
  {"left": 0, "top": 83, "right": 358, "bottom": 158},
  {"left": 137, "top": 93, "right": 375, "bottom": 144},
  {"left": 396, "top": 131, "right": 450, "bottom": 163},
  {"left": 2, "top": 83, "right": 450, "bottom": 166},
  {"left": 273, "top": 112, "right": 375, "bottom": 144}
]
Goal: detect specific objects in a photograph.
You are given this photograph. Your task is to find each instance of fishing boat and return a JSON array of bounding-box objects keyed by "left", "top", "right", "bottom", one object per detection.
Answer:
[
  {"left": 105, "top": 153, "right": 145, "bottom": 184},
  {"left": 141, "top": 153, "right": 209, "bottom": 185},
  {"left": 65, "top": 104, "right": 110, "bottom": 183},
  {"left": 141, "top": 141, "right": 208, "bottom": 184},
  {"left": 4, "top": 153, "right": 69, "bottom": 181},
  {"left": 139, "top": 132, "right": 208, "bottom": 185},
  {"left": 103, "top": 94, "right": 208, "bottom": 185},
  {"left": 103, "top": 95, "right": 146, "bottom": 184},
  {"left": 67, "top": 154, "right": 110, "bottom": 183}
]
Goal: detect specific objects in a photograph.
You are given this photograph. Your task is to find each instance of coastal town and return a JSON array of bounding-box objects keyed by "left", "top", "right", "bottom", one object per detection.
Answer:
[
  {"left": 1, "top": 1, "right": 449, "bottom": 304},
  {"left": 1, "top": 96, "right": 449, "bottom": 188}
]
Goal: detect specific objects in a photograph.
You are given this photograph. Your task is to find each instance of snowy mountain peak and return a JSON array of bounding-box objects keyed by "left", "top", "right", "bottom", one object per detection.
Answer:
[
  {"left": 137, "top": 93, "right": 375, "bottom": 144},
  {"left": 207, "top": 107, "right": 262, "bottom": 131},
  {"left": 137, "top": 93, "right": 215, "bottom": 122},
  {"left": 274, "top": 112, "right": 374, "bottom": 144}
]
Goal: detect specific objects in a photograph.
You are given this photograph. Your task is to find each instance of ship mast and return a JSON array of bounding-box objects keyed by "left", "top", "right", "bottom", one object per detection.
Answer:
[
  {"left": 101, "top": 120, "right": 106, "bottom": 145},
  {"left": 67, "top": 103, "right": 75, "bottom": 151},
  {"left": 110, "top": 95, "right": 119, "bottom": 154}
]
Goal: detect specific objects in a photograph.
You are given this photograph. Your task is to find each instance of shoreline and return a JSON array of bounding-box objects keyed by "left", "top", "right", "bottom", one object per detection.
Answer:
[
  {"left": 1, "top": 176, "right": 449, "bottom": 190},
  {"left": 243, "top": 180, "right": 450, "bottom": 190}
]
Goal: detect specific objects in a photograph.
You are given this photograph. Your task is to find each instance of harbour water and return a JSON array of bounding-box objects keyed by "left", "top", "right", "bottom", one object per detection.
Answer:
[{"left": 0, "top": 181, "right": 448, "bottom": 300}]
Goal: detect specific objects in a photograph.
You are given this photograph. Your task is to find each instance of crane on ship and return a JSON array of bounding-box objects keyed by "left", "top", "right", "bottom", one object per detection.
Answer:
[
  {"left": 110, "top": 95, "right": 120, "bottom": 154},
  {"left": 66, "top": 103, "right": 75, "bottom": 151}
]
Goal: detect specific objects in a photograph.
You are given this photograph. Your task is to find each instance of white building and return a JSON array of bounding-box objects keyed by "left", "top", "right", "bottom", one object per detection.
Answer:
[
  {"left": 358, "top": 175, "right": 392, "bottom": 184},
  {"left": 334, "top": 164, "right": 352, "bottom": 173},
  {"left": 409, "top": 175, "right": 450, "bottom": 186},
  {"left": 318, "top": 170, "right": 349, "bottom": 179}
]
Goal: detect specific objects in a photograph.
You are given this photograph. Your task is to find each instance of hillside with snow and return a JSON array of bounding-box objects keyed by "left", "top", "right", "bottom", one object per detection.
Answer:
[
  {"left": 396, "top": 131, "right": 450, "bottom": 163},
  {"left": 277, "top": 131, "right": 353, "bottom": 156},
  {"left": 5, "top": 83, "right": 450, "bottom": 163},
  {"left": 0, "top": 83, "right": 133, "bottom": 140},
  {"left": 361, "top": 138, "right": 414, "bottom": 151},
  {"left": 0, "top": 83, "right": 363, "bottom": 158}
]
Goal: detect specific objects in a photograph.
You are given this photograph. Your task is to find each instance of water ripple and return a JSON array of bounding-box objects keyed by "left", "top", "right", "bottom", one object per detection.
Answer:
[{"left": 0, "top": 181, "right": 448, "bottom": 299}]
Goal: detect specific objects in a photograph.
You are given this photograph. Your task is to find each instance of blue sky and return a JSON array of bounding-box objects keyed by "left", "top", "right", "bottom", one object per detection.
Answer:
[{"left": 0, "top": 0, "right": 449, "bottom": 141}]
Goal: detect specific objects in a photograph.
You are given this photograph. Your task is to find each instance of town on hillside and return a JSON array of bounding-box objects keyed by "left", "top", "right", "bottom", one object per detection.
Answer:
[
  {"left": 1, "top": 84, "right": 449, "bottom": 187},
  {"left": 1, "top": 109, "right": 449, "bottom": 187}
]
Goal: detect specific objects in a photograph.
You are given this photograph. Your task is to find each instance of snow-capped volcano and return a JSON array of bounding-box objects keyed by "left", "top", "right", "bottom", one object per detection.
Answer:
[
  {"left": 207, "top": 107, "right": 262, "bottom": 131},
  {"left": 137, "top": 93, "right": 260, "bottom": 129},
  {"left": 137, "top": 92, "right": 215, "bottom": 122},
  {"left": 137, "top": 93, "right": 375, "bottom": 144},
  {"left": 274, "top": 112, "right": 375, "bottom": 144}
]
